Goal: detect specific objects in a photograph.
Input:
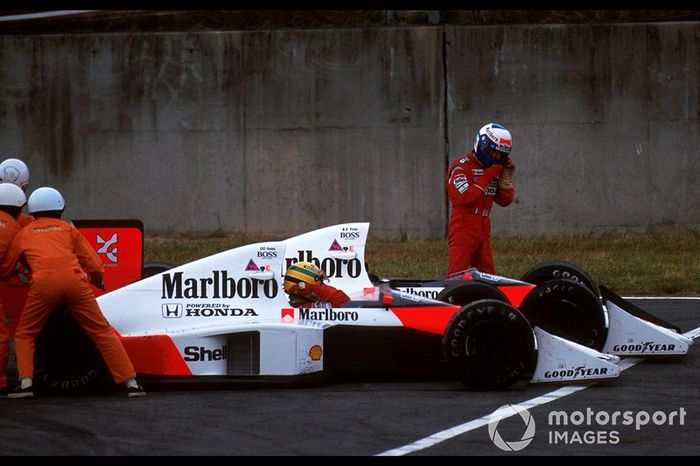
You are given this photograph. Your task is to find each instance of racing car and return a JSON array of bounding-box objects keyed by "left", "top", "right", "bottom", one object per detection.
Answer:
[{"left": 20, "top": 222, "right": 692, "bottom": 394}]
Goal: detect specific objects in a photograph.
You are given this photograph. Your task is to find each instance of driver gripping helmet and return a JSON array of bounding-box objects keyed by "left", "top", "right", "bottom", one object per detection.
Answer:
[
  {"left": 473, "top": 123, "right": 512, "bottom": 167},
  {"left": 0, "top": 158, "right": 30, "bottom": 192},
  {"left": 283, "top": 261, "right": 325, "bottom": 294}
]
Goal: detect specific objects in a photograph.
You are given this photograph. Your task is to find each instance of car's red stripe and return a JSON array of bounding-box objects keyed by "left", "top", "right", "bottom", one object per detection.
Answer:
[
  {"left": 499, "top": 284, "right": 535, "bottom": 308},
  {"left": 391, "top": 306, "right": 460, "bottom": 335},
  {"left": 120, "top": 334, "right": 192, "bottom": 376}
]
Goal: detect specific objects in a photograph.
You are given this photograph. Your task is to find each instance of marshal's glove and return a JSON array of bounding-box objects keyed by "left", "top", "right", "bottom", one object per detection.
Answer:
[
  {"left": 86, "top": 270, "right": 104, "bottom": 288},
  {"left": 498, "top": 159, "right": 515, "bottom": 189}
]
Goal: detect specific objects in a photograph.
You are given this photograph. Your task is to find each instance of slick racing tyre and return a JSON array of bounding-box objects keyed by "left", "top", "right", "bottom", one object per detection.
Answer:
[
  {"left": 142, "top": 261, "right": 174, "bottom": 279},
  {"left": 518, "top": 278, "right": 608, "bottom": 351},
  {"left": 521, "top": 260, "right": 600, "bottom": 299},
  {"left": 34, "top": 308, "right": 114, "bottom": 395},
  {"left": 443, "top": 299, "right": 537, "bottom": 390},
  {"left": 436, "top": 282, "right": 510, "bottom": 306}
]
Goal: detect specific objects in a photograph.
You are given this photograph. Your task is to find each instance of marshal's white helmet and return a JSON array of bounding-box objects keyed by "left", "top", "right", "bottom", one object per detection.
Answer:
[
  {"left": 28, "top": 187, "right": 65, "bottom": 214},
  {"left": 0, "top": 182, "right": 27, "bottom": 207},
  {"left": 0, "top": 158, "right": 30, "bottom": 192}
]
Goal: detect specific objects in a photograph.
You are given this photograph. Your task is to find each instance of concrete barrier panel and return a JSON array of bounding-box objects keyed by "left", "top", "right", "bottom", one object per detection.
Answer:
[
  {"left": 0, "top": 29, "right": 445, "bottom": 237},
  {"left": 240, "top": 28, "right": 445, "bottom": 238}
]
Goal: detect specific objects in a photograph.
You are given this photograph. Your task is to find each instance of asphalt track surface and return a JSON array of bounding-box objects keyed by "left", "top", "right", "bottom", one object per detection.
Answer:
[{"left": 1, "top": 298, "right": 699, "bottom": 456}]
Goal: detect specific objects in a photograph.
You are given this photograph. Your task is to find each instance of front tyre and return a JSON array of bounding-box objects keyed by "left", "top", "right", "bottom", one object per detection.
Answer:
[
  {"left": 518, "top": 279, "right": 607, "bottom": 350},
  {"left": 443, "top": 299, "right": 537, "bottom": 390}
]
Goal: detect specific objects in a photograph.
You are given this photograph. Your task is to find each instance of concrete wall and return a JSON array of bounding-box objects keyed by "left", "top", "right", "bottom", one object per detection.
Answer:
[{"left": 0, "top": 22, "right": 698, "bottom": 238}]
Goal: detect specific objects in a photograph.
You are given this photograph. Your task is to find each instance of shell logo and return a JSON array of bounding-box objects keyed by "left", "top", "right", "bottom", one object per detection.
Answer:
[{"left": 308, "top": 345, "right": 323, "bottom": 361}]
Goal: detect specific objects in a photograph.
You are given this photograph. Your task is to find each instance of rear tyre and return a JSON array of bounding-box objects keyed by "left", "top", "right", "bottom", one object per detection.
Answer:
[
  {"left": 142, "top": 261, "right": 174, "bottom": 279},
  {"left": 436, "top": 282, "right": 510, "bottom": 306},
  {"left": 518, "top": 279, "right": 607, "bottom": 351},
  {"left": 521, "top": 261, "right": 600, "bottom": 299},
  {"left": 443, "top": 299, "right": 537, "bottom": 390},
  {"left": 34, "top": 309, "right": 114, "bottom": 395}
]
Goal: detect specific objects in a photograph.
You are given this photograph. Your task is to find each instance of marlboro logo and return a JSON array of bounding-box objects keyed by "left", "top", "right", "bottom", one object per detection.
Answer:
[{"left": 281, "top": 308, "right": 295, "bottom": 323}]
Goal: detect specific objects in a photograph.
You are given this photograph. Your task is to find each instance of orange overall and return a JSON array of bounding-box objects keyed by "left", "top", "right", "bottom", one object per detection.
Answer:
[
  {"left": 17, "top": 212, "right": 34, "bottom": 228},
  {"left": 0, "top": 210, "right": 22, "bottom": 390},
  {"left": 0, "top": 217, "right": 135, "bottom": 384}
]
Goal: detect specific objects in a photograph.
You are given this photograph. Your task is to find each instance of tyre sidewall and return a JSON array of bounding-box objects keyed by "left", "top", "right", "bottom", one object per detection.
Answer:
[
  {"left": 142, "top": 261, "right": 174, "bottom": 279},
  {"left": 519, "top": 278, "right": 608, "bottom": 350},
  {"left": 436, "top": 282, "right": 510, "bottom": 306},
  {"left": 444, "top": 299, "right": 537, "bottom": 390},
  {"left": 34, "top": 309, "right": 114, "bottom": 395},
  {"left": 521, "top": 261, "right": 600, "bottom": 299}
]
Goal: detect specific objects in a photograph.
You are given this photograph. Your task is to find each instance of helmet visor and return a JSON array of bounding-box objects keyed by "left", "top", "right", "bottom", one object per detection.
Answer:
[{"left": 485, "top": 146, "right": 509, "bottom": 162}]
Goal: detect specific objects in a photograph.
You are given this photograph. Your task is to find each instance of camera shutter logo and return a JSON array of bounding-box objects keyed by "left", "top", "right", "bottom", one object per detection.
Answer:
[{"left": 488, "top": 404, "right": 536, "bottom": 452}]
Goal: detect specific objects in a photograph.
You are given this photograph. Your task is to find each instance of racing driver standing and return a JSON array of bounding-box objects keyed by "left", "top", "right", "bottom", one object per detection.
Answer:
[{"left": 445, "top": 123, "right": 516, "bottom": 275}]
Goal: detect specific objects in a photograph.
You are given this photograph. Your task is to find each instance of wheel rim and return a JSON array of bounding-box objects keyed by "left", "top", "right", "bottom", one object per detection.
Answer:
[
  {"left": 535, "top": 299, "right": 598, "bottom": 347},
  {"left": 464, "top": 320, "right": 516, "bottom": 374}
]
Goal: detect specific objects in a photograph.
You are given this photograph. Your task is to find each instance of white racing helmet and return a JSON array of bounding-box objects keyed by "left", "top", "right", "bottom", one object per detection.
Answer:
[
  {"left": 0, "top": 182, "right": 27, "bottom": 207},
  {"left": 0, "top": 158, "right": 30, "bottom": 191},
  {"left": 473, "top": 123, "right": 512, "bottom": 167},
  {"left": 28, "top": 187, "right": 65, "bottom": 214}
]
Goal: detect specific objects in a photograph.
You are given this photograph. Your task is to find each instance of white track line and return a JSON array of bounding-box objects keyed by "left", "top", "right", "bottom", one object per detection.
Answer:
[
  {"left": 0, "top": 11, "right": 98, "bottom": 22},
  {"left": 376, "top": 328, "right": 699, "bottom": 456},
  {"left": 623, "top": 297, "right": 700, "bottom": 301},
  {"left": 376, "top": 385, "right": 592, "bottom": 456}
]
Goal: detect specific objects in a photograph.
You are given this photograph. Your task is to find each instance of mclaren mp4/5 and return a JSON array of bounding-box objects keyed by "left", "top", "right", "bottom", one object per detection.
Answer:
[{"left": 27, "top": 222, "right": 694, "bottom": 393}]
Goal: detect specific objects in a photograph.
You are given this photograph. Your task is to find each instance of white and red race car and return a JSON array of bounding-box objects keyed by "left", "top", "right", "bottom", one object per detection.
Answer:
[{"left": 8, "top": 222, "right": 693, "bottom": 393}]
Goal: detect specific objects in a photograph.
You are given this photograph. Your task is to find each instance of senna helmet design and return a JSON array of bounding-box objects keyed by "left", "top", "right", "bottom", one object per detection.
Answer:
[{"left": 283, "top": 261, "right": 325, "bottom": 293}]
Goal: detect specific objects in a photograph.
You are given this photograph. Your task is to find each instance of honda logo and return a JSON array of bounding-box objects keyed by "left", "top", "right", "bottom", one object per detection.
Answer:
[{"left": 162, "top": 303, "right": 183, "bottom": 318}]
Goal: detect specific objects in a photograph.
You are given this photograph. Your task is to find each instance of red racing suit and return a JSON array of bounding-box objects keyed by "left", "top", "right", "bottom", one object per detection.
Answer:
[
  {"left": 446, "top": 152, "right": 515, "bottom": 275},
  {"left": 0, "top": 210, "right": 22, "bottom": 390},
  {"left": 287, "top": 282, "right": 350, "bottom": 308}
]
